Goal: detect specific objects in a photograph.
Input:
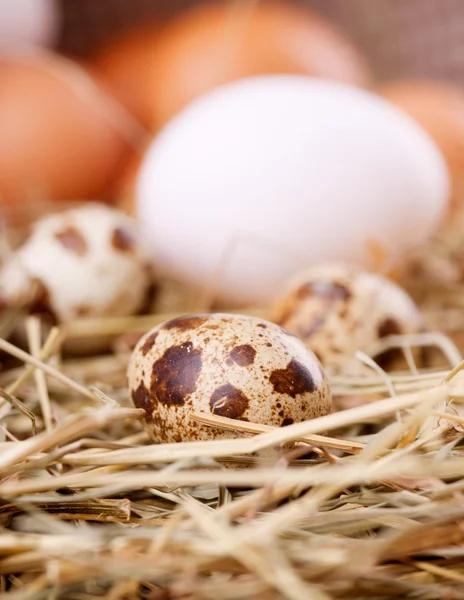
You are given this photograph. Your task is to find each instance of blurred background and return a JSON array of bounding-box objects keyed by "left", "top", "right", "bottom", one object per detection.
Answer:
[
  {"left": 58, "top": 0, "right": 464, "bottom": 82},
  {"left": 2, "top": 0, "right": 464, "bottom": 308},
  {"left": 2, "top": 0, "right": 464, "bottom": 346},
  {"left": 1, "top": 0, "right": 463, "bottom": 217}
]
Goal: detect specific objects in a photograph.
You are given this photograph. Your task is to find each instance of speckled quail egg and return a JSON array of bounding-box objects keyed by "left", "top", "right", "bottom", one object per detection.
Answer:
[
  {"left": 128, "top": 313, "right": 331, "bottom": 443},
  {"left": 269, "top": 263, "right": 425, "bottom": 374},
  {"left": 0, "top": 203, "right": 151, "bottom": 323}
]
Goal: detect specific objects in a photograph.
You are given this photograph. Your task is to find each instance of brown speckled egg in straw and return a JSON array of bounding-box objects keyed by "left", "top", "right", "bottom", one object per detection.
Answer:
[
  {"left": 0, "top": 203, "right": 153, "bottom": 354},
  {"left": 127, "top": 313, "right": 332, "bottom": 444},
  {"left": 269, "top": 263, "right": 426, "bottom": 376}
]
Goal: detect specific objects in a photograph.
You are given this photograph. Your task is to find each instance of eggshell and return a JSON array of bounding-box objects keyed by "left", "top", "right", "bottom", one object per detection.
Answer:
[
  {"left": 269, "top": 263, "right": 425, "bottom": 375},
  {"left": 128, "top": 313, "right": 331, "bottom": 443},
  {"left": 137, "top": 76, "right": 450, "bottom": 307},
  {"left": 378, "top": 79, "right": 464, "bottom": 213},
  {"left": 0, "top": 203, "right": 150, "bottom": 322},
  {"left": 90, "top": 25, "right": 163, "bottom": 127},
  {"left": 90, "top": 0, "right": 370, "bottom": 128},
  {"left": 0, "top": 55, "right": 134, "bottom": 206},
  {"left": 0, "top": 0, "right": 58, "bottom": 48}
]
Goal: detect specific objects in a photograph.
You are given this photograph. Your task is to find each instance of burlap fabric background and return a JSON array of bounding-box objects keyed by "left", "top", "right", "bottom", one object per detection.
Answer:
[{"left": 57, "top": 0, "right": 464, "bottom": 83}]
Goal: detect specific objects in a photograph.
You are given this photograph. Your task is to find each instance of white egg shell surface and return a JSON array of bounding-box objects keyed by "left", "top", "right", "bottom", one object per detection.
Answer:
[
  {"left": 0, "top": 0, "right": 58, "bottom": 47},
  {"left": 270, "top": 263, "right": 424, "bottom": 374},
  {"left": 0, "top": 254, "right": 33, "bottom": 306},
  {"left": 1, "top": 204, "right": 150, "bottom": 322},
  {"left": 137, "top": 75, "right": 449, "bottom": 306},
  {"left": 128, "top": 313, "right": 331, "bottom": 443}
]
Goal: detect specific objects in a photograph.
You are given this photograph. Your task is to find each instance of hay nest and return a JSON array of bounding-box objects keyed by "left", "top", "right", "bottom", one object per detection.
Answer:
[
  {"left": 3, "top": 207, "right": 464, "bottom": 599},
  {"left": 0, "top": 304, "right": 464, "bottom": 600}
]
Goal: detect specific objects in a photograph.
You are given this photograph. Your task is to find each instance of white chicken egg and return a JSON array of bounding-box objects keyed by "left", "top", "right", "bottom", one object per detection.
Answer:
[
  {"left": 137, "top": 76, "right": 449, "bottom": 306},
  {"left": 0, "top": 0, "right": 58, "bottom": 48}
]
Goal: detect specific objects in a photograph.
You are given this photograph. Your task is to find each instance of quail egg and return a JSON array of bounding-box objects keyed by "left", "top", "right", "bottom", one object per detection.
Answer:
[
  {"left": 128, "top": 313, "right": 332, "bottom": 443},
  {"left": 270, "top": 263, "right": 425, "bottom": 374},
  {"left": 0, "top": 203, "right": 151, "bottom": 323}
]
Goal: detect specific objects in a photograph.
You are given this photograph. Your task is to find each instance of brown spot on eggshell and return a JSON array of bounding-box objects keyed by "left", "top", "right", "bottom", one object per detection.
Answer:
[
  {"left": 269, "top": 359, "right": 316, "bottom": 397},
  {"left": 257, "top": 323, "right": 267, "bottom": 328},
  {"left": 377, "top": 317, "right": 403, "bottom": 338},
  {"left": 163, "top": 315, "right": 208, "bottom": 331},
  {"left": 55, "top": 226, "right": 87, "bottom": 256},
  {"left": 282, "top": 417, "right": 294, "bottom": 426},
  {"left": 229, "top": 344, "right": 256, "bottom": 367},
  {"left": 132, "top": 381, "right": 155, "bottom": 423},
  {"left": 209, "top": 383, "right": 249, "bottom": 419},
  {"left": 151, "top": 342, "right": 202, "bottom": 406},
  {"left": 140, "top": 331, "right": 159, "bottom": 356},
  {"left": 111, "top": 226, "right": 135, "bottom": 251}
]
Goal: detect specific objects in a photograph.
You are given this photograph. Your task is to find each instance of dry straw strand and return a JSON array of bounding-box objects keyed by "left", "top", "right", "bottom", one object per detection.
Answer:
[{"left": 0, "top": 284, "right": 464, "bottom": 598}]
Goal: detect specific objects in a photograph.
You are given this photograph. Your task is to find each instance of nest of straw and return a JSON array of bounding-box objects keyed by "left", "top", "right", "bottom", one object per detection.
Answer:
[{"left": 3, "top": 210, "right": 464, "bottom": 600}]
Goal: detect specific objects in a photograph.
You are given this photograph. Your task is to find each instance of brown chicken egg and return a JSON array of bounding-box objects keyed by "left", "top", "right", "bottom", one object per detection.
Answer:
[
  {"left": 269, "top": 263, "right": 425, "bottom": 375},
  {"left": 90, "top": 0, "right": 370, "bottom": 129},
  {"left": 0, "top": 54, "right": 137, "bottom": 207},
  {"left": 90, "top": 25, "right": 163, "bottom": 128},
  {"left": 128, "top": 313, "right": 331, "bottom": 443},
  {"left": 378, "top": 79, "right": 464, "bottom": 213}
]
